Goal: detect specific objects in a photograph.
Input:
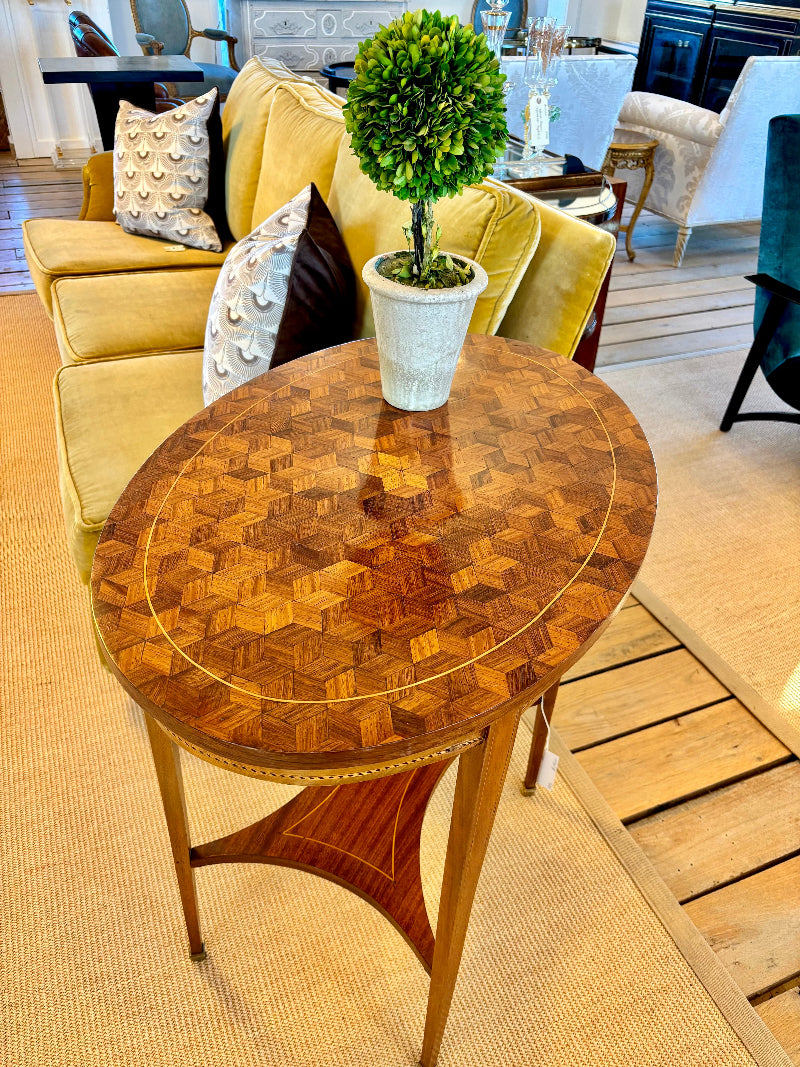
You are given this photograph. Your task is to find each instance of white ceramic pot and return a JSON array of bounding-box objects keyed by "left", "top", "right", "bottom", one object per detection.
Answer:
[{"left": 362, "top": 252, "right": 489, "bottom": 411}]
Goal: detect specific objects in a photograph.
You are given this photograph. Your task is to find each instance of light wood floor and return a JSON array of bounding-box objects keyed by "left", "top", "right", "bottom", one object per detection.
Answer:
[
  {"left": 4, "top": 152, "right": 798, "bottom": 1061},
  {"left": 556, "top": 597, "right": 800, "bottom": 1063},
  {"left": 0, "top": 152, "right": 84, "bottom": 293},
  {"left": 598, "top": 206, "right": 759, "bottom": 368}
]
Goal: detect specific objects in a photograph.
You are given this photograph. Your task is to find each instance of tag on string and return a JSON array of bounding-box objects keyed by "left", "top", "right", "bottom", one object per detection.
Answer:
[
  {"left": 534, "top": 696, "right": 559, "bottom": 791},
  {"left": 528, "top": 95, "right": 550, "bottom": 149}
]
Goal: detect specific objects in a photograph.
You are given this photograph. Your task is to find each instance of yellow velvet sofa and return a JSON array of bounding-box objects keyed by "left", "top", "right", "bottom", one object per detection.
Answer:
[{"left": 23, "top": 57, "right": 615, "bottom": 587}]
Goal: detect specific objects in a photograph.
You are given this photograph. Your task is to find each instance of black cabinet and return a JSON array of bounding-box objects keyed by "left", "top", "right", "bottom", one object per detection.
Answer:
[{"left": 634, "top": 1, "right": 800, "bottom": 110}]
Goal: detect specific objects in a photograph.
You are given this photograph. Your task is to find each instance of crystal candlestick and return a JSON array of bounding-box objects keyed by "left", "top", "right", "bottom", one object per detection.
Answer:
[{"left": 481, "top": 0, "right": 511, "bottom": 62}]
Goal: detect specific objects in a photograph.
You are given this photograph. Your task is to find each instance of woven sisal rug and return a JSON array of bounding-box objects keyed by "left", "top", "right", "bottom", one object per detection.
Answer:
[
  {"left": 1, "top": 292, "right": 788, "bottom": 1066},
  {"left": 599, "top": 350, "right": 800, "bottom": 754}
]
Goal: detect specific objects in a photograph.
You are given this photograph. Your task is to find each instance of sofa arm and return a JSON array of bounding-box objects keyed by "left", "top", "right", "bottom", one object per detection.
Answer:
[
  {"left": 618, "top": 92, "right": 724, "bottom": 148},
  {"left": 498, "top": 197, "right": 615, "bottom": 359},
  {"left": 79, "top": 152, "right": 115, "bottom": 222}
]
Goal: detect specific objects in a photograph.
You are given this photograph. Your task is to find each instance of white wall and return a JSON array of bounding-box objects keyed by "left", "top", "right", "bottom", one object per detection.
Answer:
[
  {"left": 569, "top": 0, "right": 646, "bottom": 43},
  {"left": 0, "top": 0, "right": 230, "bottom": 160},
  {"left": 616, "top": 0, "right": 646, "bottom": 43},
  {"left": 0, "top": 0, "right": 112, "bottom": 160}
]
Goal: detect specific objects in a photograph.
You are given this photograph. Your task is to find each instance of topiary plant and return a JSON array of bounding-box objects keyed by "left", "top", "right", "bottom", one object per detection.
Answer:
[{"left": 343, "top": 8, "right": 508, "bottom": 288}]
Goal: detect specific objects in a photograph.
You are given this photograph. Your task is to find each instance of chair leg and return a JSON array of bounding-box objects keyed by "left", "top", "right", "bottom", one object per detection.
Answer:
[
  {"left": 673, "top": 225, "right": 692, "bottom": 267},
  {"left": 720, "top": 293, "right": 789, "bottom": 431}
]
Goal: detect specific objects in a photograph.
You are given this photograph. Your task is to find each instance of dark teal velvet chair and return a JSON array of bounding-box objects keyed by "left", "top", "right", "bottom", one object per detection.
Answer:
[
  {"left": 721, "top": 114, "right": 800, "bottom": 430},
  {"left": 130, "top": 0, "right": 239, "bottom": 101}
]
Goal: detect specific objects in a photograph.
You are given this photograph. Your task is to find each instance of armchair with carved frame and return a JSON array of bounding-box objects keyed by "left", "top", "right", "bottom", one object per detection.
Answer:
[{"left": 129, "top": 0, "right": 240, "bottom": 101}]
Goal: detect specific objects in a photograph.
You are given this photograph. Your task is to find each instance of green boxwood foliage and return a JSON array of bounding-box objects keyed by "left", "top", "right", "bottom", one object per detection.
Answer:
[{"left": 343, "top": 8, "right": 508, "bottom": 286}]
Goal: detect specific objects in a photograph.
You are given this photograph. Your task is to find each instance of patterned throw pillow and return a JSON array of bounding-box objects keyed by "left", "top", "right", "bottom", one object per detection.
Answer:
[
  {"left": 203, "top": 183, "right": 356, "bottom": 405},
  {"left": 114, "top": 89, "right": 222, "bottom": 252}
]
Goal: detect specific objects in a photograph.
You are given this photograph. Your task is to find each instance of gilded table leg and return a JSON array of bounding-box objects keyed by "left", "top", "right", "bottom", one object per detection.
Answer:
[
  {"left": 144, "top": 713, "right": 206, "bottom": 961},
  {"left": 522, "top": 681, "right": 559, "bottom": 793},
  {"left": 625, "top": 154, "right": 655, "bottom": 262},
  {"left": 420, "top": 708, "right": 521, "bottom": 1067}
]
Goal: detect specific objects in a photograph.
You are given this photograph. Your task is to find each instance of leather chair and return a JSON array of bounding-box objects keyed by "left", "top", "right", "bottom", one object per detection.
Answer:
[
  {"left": 68, "top": 10, "right": 183, "bottom": 113},
  {"left": 720, "top": 114, "right": 800, "bottom": 430},
  {"left": 129, "top": 0, "right": 239, "bottom": 101}
]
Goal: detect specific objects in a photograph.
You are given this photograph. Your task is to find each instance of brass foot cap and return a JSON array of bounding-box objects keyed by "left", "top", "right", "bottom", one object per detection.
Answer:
[
  {"left": 520, "top": 784, "right": 537, "bottom": 796},
  {"left": 190, "top": 944, "right": 207, "bottom": 962}
]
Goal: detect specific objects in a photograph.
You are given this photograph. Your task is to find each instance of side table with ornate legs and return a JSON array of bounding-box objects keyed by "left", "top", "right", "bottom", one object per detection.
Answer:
[
  {"left": 602, "top": 128, "right": 659, "bottom": 261},
  {"left": 91, "top": 335, "right": 657, "bottom": 1066}
]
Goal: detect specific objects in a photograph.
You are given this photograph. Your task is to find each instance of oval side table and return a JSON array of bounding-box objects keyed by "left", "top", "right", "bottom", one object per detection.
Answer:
[{"left": 90, "top": 334, "right": 657, "bottom": 1067}]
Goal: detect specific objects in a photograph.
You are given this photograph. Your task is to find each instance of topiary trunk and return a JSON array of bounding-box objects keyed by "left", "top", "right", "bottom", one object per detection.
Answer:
[{"left": 410, "top": 198, "right": 435, "bottom": 281}]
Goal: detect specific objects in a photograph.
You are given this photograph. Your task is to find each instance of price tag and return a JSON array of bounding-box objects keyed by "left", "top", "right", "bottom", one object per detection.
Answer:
[
  {"left": 528, "top": 94, "right": 550, "bottom": 149},
  {"left": 530, "top": 695, "right": 559, "bottom": 792},
  {"left": 536, "top": 748, "right": 560, "bottom": 791}
]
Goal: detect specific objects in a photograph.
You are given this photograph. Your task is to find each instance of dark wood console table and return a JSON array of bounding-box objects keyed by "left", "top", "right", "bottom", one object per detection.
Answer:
[
  {"left": 39, "top": 56, "right": 204, "bottom": 150},
  {"left": 90, "top": 334, "right": 657, "bottom": 1066}
]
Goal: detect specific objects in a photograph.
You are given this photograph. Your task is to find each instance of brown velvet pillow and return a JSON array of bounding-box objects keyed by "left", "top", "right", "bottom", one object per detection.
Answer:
[
  {"left": 204, "top": 94, "right": 230, "bottom": 245},
  {"left": 203, "top": 183, "right": 356, "bottom": 404}
]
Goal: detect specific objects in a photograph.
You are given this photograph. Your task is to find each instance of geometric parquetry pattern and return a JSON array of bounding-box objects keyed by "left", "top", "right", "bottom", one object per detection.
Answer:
[
  {"left": 113, "top": 90, "right": 222, "bottom": 252},
  {"left": 91, "top": 336, "right": 657, "bottom": 771}
]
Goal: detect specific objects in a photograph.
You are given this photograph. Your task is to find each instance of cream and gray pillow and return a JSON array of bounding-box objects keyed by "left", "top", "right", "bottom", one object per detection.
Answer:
[
  {"left": 113, "top": 89, "right": 222, "bottom": 252},
  {"left": 203, "top": 183, "right": 355, "bottom": 405}
]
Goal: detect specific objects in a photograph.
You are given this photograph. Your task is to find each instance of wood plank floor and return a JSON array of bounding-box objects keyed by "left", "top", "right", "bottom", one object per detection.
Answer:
[
  {"left": 554, "top": 597, "right": 800, "bottom": 1061},
  {"left": 0, "top": 152, "right": 83, "bottom": 294},
  {"left": 5, "top": 153, "right": 797, "bottom": 1061},
  {"left": 597, "top": 204, "right": 759, "bottom": 368}
]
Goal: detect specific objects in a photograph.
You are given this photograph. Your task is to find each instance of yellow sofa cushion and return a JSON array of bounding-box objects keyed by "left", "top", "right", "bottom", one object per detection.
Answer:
[
  {"left": 251, "top": 82, "right": 346, "bottom": 226},
  {"left": 22, "top": 219, "right": 229, "bottom": 317},
  {"left": 498, "top": 198, "right": 616, "bottom": 358},
  {"left": 52, "top": 268, "right": 219, "bottom": 366},
  {"left": 326, "top": 141, "right": 541, "bottom": 338},
  {"left": 222, "top": 57, "right": 313, "bottom": 239},
  {"left": 54, "top": 350, "right": 205, "bottom": 583}
]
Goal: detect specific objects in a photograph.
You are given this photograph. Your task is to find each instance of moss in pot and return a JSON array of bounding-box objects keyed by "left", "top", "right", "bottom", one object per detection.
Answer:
[{"left": 344, "top": 8, "right": 508, "bottom": 409}]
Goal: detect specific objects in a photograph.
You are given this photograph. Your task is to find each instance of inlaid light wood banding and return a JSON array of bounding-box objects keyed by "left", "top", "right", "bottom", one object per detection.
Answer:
[{"left": 91, "top": 335, "right": 657, "bottom": 773}]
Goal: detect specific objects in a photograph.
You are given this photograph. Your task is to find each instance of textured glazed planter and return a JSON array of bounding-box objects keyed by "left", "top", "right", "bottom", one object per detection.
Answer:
[{"left": 362, "top": 252, "right": 489, "bottom": 411}]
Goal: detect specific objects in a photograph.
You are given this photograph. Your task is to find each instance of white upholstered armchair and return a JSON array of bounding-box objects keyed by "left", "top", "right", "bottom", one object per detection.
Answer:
[{"left": 616, "top": 56, "right": 800, "bottom": 266}]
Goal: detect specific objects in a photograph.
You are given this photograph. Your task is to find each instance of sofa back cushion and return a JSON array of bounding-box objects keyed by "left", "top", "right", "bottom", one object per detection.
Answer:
[
  {"left": 222, "top": 57, "right": 312, "bottom": 239},
  {"left": 327, "top": 141, "right": 541, "bottom": 338},
  {"left": 251, "top": 83, "right": 346, "bottom": 227}
]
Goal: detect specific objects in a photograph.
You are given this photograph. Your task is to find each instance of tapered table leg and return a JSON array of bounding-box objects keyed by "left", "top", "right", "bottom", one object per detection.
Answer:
[
  {"left": 144, "top": 713, "right": 206, "bottom": 961},
  {"left": 420, "top": 708, "right": 521, "bottom": 1067},
  {"left": 523, "top": 681, "right": 559, "bottom": 793}
]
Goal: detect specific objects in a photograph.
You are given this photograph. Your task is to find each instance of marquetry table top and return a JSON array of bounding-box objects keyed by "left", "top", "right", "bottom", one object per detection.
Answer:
[{"left": 91, "top": 335, "right": 657, "bottom": 779}]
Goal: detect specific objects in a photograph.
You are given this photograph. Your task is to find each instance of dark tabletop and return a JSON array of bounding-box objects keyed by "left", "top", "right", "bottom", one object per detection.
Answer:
[{"left": 39, "top": 56, "right": 204, "bottom": 85}]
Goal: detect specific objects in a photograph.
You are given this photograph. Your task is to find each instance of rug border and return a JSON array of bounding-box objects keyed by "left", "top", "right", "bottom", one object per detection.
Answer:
[
  {"left": 633, "top": 581, "right": 800, "bottom": 759},
  {"left": 520, "top": 712, "right": 794, "bottom": 1067}
]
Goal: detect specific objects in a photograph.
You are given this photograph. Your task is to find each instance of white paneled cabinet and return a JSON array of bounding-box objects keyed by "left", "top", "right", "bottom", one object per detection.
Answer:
[{"left": 239, "top": 1, "right": 407, "bottom": 70}]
